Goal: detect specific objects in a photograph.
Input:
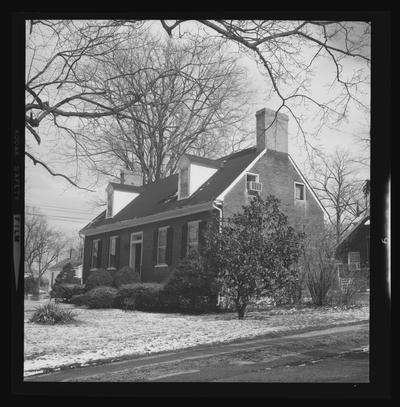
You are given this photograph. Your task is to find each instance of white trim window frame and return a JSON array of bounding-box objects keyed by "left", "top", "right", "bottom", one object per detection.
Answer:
[
  {"left": 129, "top": 232, "right": 143, "bottom": 272},
  {"left": 187, "top": 220, "right": 201, "bottom": 256},
  {"left": 157, "top": 226, "right": 169, "bottom": 266},
  {"left": 108, "top": 235, "right": 118, "bottom": 269},
  {"left": 246, "top": 172, "right": 261, "bottom": 194},
  {"left": 91, "top": 239, "right": 100, "bottom": 269},
  {"left": 294, "top": 181, "right": 306, "bottom": 201}
]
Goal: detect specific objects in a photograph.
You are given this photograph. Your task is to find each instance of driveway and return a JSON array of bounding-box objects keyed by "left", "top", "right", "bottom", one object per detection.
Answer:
[{"left": 25, "top": 321, "right": 369, "bottom": 383}]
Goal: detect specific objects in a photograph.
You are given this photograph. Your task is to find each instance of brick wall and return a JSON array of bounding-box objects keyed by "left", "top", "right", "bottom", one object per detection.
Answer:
[
  {"left": 83, "top": 210, "right": 217, "bottom": 283},
  {"left": 223, "top": 150, "right": 324, "bottom": 232}
]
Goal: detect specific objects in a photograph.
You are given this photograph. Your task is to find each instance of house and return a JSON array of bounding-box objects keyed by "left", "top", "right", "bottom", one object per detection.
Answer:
[
  {"left": 45, "top": 251, "right": 83, "bottom": 291},
  {"left": 80, "top": 108, "right": 328, "bottom": 284},
  {"left": 335, "top": 212, "right": 370, "bottom": 269}
]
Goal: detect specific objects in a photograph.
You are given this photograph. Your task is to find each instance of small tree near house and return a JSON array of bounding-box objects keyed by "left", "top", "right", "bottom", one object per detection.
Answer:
[
  {"left": 206, "top": 195, "right": 304, "bottom": 319},
  {"left": 54, "top": 262, "right": 77, "bottom": 285}
]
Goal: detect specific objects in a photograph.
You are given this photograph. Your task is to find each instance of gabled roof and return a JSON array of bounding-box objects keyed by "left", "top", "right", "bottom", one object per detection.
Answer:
[
  {"left": 336, "top": 211, "right": 370, "bottom": 250},
  {"left": 81, "top": 147, "right": 260, "bottom": 233}
]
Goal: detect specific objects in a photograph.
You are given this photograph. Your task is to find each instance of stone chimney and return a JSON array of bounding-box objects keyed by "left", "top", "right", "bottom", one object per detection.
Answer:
[
  {"left": 256, "top": 108, "right": 289, "bottom": 153},
  {"left": 120, "top": 170, "right": 143, "bottom": 186}
]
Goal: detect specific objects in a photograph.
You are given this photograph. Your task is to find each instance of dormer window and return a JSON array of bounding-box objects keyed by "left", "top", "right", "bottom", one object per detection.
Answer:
[
  {"left": 179, "top": 167, "right": 189, "bottom": 199},
  {"left": 106, "top": 188, "right": 113, "bottom": 218}
]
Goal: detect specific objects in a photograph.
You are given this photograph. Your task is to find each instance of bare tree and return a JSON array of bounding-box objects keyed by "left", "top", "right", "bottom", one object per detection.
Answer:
[
  {"left": 160, "top": 20, "right": 370, "bottom": 153},
  {"left": 74, "top": 33, "right": 253, "bottom": 183},
  {"left": 25, "top": 20, "right": 149, "bottom": 190},
  {"left": 24, "top": 208, "right": 66, "bottom": 293},
  {"left": 310, "top": 148, "right": 368, "bottom": 243},
  {"left": 25, "top": 19, "right": 370, "bottom": 189}
]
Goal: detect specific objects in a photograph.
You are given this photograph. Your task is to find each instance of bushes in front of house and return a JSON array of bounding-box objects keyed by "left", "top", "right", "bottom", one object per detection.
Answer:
[
  {"left": 84, "top": 268, "right": 114, "bottom": 292},
  {"left": 112, "top": 266, "right": 141, "bottom": 288},
  {"left": 50, "top": 284, "right": 85, "bottom": 303},
  {"left": 29, "top": 302, "right": 77, "bottom": 325},
  {"left": 114, "top": 283, "right": 164, "bottom": 311},
  {"left": 163, "top": 253, "right": 219, "bottom": 313},
  {"left": 83, "top": 286, "right": 119, "bottom": 309}
]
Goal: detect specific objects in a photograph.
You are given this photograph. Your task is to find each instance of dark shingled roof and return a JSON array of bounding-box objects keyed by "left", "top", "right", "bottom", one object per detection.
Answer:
[{"left": 83, "top": 147, "right": 260, "bottom": 230}]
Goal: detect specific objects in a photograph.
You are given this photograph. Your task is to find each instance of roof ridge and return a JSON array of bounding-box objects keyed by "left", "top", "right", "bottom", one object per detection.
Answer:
[{"left": 218, "top": 146, "right": 256, "bottom": 161}]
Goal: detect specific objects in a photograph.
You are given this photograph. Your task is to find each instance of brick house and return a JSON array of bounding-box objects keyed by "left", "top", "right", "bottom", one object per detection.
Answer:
[{"left": 80, "top": 108, "right": 328, "bottom": 283}]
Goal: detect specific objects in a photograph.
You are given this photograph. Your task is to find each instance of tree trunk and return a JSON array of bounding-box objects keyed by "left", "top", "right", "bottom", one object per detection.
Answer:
[{"left": 237, "top": 303, "right": 247, "bottom": 320}]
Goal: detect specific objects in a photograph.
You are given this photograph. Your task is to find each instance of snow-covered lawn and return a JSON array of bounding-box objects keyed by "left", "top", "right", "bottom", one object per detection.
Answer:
[{"left": 24, "top": 300, "right": 369, "bottom": 377}]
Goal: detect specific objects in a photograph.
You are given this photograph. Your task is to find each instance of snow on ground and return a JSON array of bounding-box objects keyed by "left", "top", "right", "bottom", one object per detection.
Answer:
[{"left": 24, "top": 300, "right": 369, "bottom": 377}]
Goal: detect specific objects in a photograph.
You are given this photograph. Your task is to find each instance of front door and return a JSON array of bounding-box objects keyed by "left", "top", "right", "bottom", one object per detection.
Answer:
[
  {"left": 134, "top": 242, "right": 142, "bottom": 274},
  {"left": 130, "top": 232, "right": 143, "bottom": 276}
]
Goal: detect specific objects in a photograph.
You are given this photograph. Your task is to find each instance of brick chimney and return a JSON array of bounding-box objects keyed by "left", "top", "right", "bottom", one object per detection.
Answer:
[
  {"left": 256, "top": 108, "right": 289, "bottom": 153},
  {"left": 120, "top": 170, "right": 143, "bottom": 186}
]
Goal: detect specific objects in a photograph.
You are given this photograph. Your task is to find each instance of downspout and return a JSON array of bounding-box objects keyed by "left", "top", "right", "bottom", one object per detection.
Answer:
[
  {"left": 212, "top": 201, "right": 223, "bottom": 307},
  {"left": 212, "top": 201, "right": 223, "bottom": 233}
]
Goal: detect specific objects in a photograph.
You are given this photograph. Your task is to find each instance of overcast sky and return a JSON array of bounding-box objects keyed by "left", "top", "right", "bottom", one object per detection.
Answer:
[{"left": 25, "top": 20, "right": 370, "bottom": 239}]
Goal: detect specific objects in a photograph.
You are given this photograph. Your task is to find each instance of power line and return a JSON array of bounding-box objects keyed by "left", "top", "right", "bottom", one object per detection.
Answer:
[{"left": 26, "top": 202, "right": 96, "bottom": 214}]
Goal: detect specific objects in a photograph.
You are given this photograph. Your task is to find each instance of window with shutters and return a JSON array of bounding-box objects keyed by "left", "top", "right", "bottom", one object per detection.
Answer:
[
  {"left": 108, "top": 236, "right": 118, "bottom": 269},
  {"left": 91, "top": 239, "right": 100, "bottom": 268},
  {"left": 187, "top": 221, "right": 200, "bottom": 255},
  {"left": 157, "top": 227, "right": 169, "bottom": 265}
]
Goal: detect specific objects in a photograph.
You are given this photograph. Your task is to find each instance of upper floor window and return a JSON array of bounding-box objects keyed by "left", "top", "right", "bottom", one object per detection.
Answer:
[
  {"left": 180, "top": 167, "right": 189, "bottom": 198},
  {"left": 157, "top": 227, "right": 169, "bottom": 265},
  {"left": 246, "top": 173, "right": 261, "bottom": 195},
  {"left": 106, "top": 188, "right": 113, "bottom": 218},
  {"left": 187, "top": 221, "right": 200, "bottom": 255},
  {"left": 295, "top": 182, "right": 305, "bottom": 201}
]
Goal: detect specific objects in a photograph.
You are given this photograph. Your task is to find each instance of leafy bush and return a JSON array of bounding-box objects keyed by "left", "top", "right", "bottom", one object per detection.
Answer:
[
  {"left": 70, "top": 294, "right": 88, "bottom": 306},
  {"left": 50, "top": 284, "right": 85, "bottom": 303},
  {"left": 85, "top": 286, "right": 118, "bottom": 309},
  {"left": 163, "top": 253, "right": 219, "bottom": 313},
  {"left": 112, "top": 266, "right": 141, "bottom": 288},
  {"left": 84, "top": 268, "right": 113, "bottom": 292},
  {"left": 115, "top": 283, "right": 163, "bottom": 311},
  {"left": 29, "top": 302, "right": 77, "bottom": 325}
]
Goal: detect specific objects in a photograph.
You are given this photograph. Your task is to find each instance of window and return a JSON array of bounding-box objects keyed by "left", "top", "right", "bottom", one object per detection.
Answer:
[
  {"left": 348, "top": 251, "right": 360, "bottom": 269},
  {"left": 91, "top": 239, "right": 100, "bottom": 268},
  {"left": 157, "top": 227, "right": 168, "bottom": 265},
  {"left": 129, "top": 232, "right": 143, "bottom": 273},
  {"left": 246, "top": 173, "right": 259, "bottom": 183},
  {"left": 187, "top": 221, "right": 200, "bottom": 255},
  {"left": 106, "top": 188, "right": 113, "bottom": 217},
  {"left": 295, "top": 182, "right": 305, "bottom": 201},
  {"left": 246, "top": 173, "right": 261, "bottom": 195},
  {"left": 108, "top": 236, "right": 118, "bottom": 269},
  {"left": 180, "top": 167, "right": 189, "bottom": 198}
]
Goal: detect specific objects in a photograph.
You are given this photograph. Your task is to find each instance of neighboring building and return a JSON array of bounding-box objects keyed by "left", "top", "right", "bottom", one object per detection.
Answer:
[
  {"left": 335, "top": 212, "right": 370, "bottom": 269},
  {"left": 80, "top": 108, "right": 328, "bottom": 284},
  {"left": 45, "top": 254, "right": 83, "bottom": 291}
]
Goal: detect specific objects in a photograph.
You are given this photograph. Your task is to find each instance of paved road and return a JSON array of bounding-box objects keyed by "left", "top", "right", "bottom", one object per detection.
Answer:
[{"left": 25, "top": 322, "right": 369, "bottom": 383}]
